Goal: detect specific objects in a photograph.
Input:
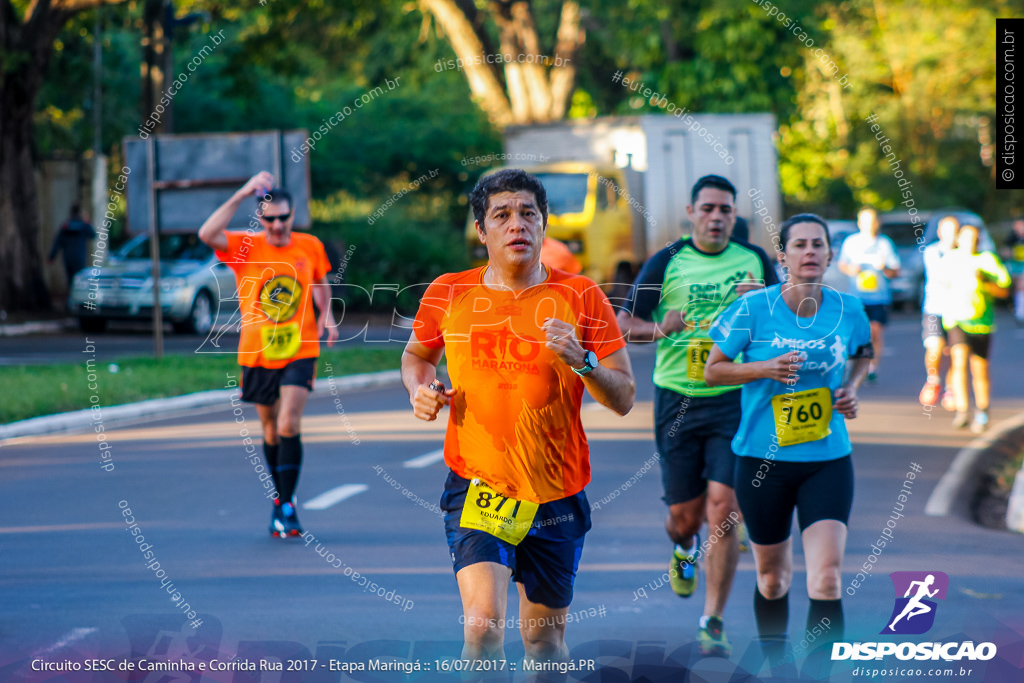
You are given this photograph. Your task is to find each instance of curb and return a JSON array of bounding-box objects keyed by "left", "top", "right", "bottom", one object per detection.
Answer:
[
  {"left": 999, "top": 420, "right": 1024, "bottom": 532},
  {"left": 0, "top": 319, "right": 72, "bottom": 337},
  {"left": 924, "top": 412, "right": 1024, "bottom": 521},
  {"left": 0, "top": 369, "right": 403, "bottom": 443}
]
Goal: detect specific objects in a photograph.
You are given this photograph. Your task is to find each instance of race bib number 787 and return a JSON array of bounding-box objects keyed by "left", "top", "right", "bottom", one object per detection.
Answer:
[{"left": 260, "top": 322, "right": 302, "bottom": 361}]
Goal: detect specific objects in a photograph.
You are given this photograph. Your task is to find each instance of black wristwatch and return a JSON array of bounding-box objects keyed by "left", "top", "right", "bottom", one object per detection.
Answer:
[{"left": 572, "top": 350, "right": 599, "bottom": 377}]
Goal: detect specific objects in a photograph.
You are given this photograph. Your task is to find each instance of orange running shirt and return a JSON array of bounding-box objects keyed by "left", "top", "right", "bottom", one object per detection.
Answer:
[
  {"left": 414, "top": 267, "right": 626, "bottom": 504},
  {"left": 540, "top": 237, "right": 583, "bottom": 274},
  {"left": 216, "top": 231, "right": 330, "bottom": 369}
]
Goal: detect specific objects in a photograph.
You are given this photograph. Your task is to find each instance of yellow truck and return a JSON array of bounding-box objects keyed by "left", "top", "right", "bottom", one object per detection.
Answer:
[
  {"left": 465, "top": 162, "right": 645, "bottom": 293},
  {"left": 467, "top": 114, "right": 781, "bottom": 292}
]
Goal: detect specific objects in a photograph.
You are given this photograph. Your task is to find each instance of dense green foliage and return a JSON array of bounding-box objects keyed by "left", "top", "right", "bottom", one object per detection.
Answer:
[{"left": 36, "top": 0, "right": 1021, "bottom": 275}]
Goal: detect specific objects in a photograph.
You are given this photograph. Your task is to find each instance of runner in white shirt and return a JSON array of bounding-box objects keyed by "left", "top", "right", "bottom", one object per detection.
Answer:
[
  {"left": 918, "top": 216, "right": 959, "bottom": 407},
  {"left": 837, "top": 207, "right": 900, "bottom": 382}
]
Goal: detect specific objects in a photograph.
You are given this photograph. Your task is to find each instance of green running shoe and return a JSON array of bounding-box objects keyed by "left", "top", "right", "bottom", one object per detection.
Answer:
[
  {"left": 697, "top": 616, "right": 732, "bottom": 657},
  {"left": 669, "top": 536, "right": 699, "bottom": 598}
]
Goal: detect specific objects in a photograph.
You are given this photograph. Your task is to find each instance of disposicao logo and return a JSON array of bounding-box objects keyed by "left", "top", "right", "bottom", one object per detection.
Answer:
[
  {"left": 832, "top": 571, "right": 997, "bottom": 663},
  {"left": 883, "top": 571, "right": 948, "bottom": 635}
]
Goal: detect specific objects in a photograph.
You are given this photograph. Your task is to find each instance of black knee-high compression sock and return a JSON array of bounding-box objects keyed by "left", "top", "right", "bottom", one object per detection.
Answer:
[
  {"left": 263, "top": 441, "right": 281, "bottom": 496},
  {"left": 755, "top": 587, "right": 789, "bottom": 638},
  {"left": 803, "top": 598, "right": 844, "bottom": 680},
  {"left": 806, "top": 598, "right": 843, "bottom": 644},
  {"left": 754, "top": 587, "right": 791, "bottom": 666},
  {"left": 276, "top": 435, "right": 303, "bottom": 503}
]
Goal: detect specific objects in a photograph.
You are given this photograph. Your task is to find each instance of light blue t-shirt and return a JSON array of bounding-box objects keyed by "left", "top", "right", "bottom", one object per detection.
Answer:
[{"left": 710, "top": 284, "right": 872, "bottom": 462}]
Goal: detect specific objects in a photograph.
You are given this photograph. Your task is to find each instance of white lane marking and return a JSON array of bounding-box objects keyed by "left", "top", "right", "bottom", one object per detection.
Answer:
[
  {"left": 303, "top": 484, "right": 369, "bottom": 510},
  {"left": 403, "top": 448, "right": 444, "bottom": 468},
  {"left": 33, "top": 627, "right": 97, "bottom": 656}
]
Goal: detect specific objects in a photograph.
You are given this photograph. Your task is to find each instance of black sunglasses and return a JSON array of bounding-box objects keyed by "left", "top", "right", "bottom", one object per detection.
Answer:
[{"left": 260, "top": 212, "right": 292, "bottom": 223}]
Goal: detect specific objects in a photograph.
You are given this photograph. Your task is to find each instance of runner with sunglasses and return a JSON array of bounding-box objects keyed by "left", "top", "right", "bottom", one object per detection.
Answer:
[
  {"left": 199, "top": 171, "right": 338, "bottom": 537},
  {"left": 704, "top": 213, "right": 873, "bottom": 670}
]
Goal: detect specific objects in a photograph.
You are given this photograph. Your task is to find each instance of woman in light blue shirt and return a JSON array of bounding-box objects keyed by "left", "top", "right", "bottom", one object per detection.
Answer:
[{"left": 705, "top": 214, "right": 873, "bottom": 666}]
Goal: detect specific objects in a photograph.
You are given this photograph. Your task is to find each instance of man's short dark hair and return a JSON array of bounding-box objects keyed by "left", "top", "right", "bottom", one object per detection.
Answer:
[
  {"left": 260, "top": 187, "right": 293, "bottom": 213},
  {"left": 690, "top": 175, "right": 736, "bottom": 205},
  {"left": 470, "top": 169, "right": 548, "bottom": 229}
]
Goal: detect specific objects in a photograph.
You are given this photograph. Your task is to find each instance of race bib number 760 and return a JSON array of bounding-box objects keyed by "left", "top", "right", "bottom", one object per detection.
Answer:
[{"left": 772, "top": 387, "right": 832, "bottom": 447}]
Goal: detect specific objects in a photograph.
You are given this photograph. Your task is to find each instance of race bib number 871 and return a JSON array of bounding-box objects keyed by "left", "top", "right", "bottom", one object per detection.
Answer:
[{"left": 460, "top": 479, "right": 539, "bottom": 545}]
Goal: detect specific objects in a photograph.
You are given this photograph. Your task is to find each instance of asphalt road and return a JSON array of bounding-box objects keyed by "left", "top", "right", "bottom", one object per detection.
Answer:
[{"left": 2, "top": 314, "right": 1024, "bottom": 682}]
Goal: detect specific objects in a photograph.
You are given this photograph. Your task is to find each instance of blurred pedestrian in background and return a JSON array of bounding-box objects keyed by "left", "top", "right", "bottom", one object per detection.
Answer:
[
  {"left": 48, "top": 204, "right": 96, "bottom": 287},
  {"left": 942, "top": 224, "right": 1011, "bottom": 433},
  {"left": 918, "top": 215, "right": 959, "bottom": 408},
  {"left": 1000, "top": 217, "right": 1024, "bottom": 325},
  {"left": 837, "top": 207, "right": 900, "bottom": 382}
]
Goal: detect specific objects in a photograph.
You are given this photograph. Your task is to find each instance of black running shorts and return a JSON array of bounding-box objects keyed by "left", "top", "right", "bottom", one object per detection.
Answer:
[
  {"left": 654, "top": 387, "right": 741, "bottom": 505},
  {"left": 734, "top": 454, "right": 854, "bottom": 546},
  {"left": 946, "top": 326, "right": 992, "bottom": 360},
  {"left": 240, "top": 357, "right": 317, "bottom": 406}
]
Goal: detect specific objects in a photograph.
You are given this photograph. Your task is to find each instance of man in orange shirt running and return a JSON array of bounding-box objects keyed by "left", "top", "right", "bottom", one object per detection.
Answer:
[
  {"left": 402, "top": 169, "right": 635, "bottom": 666},
  {"left": 199, "top": 171, "right": 337, "bottom": 538}
]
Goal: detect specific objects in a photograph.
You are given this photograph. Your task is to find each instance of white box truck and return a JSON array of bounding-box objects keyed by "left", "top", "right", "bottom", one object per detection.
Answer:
[{"left": 499, "top": 114, "right": 782, "bottom": 281}]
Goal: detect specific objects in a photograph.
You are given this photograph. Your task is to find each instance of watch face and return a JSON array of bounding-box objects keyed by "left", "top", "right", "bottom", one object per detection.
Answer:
[{"left": 586, "top": 350, "right": 598, "bottom": 368}]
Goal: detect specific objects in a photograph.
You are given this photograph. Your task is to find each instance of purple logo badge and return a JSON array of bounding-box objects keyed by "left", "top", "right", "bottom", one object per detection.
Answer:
[{"left": 882, "top": 571, "right": 949, "bottom": 635}]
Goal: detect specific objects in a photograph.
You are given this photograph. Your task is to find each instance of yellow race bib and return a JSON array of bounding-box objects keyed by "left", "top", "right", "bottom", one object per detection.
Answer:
[
  {"left": 260, "top": 322, "right": 302, "bottom": 361},
  {"left": 772, "top": 387, "right": 832, "bottom": 447},
  {"left": 1013, "top": 245, "right": 1024, "bottom": 262},
  {"left": 460, "top": 479, "right": 539, "bottom": 545},
  {"left": 685, "top": 340, "right": 713, "bottom": 381},
  {"left": 856, "top": 270, "right": 879, "bottom": 292}
]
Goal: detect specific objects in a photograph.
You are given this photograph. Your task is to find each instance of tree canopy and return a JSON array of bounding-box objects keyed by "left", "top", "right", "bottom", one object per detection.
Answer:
[{"left": 9, "top": 0, "right": 1021, "bottom": 311}]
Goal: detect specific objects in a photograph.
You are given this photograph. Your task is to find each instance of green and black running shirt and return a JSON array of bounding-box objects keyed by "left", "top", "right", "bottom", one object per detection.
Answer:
[{"left": 626, "top": 238, "right": 778, "bottom": 397}]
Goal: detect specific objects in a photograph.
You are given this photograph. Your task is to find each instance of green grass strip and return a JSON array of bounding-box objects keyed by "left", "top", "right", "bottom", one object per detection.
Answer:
[{"left": 1, "top": 346, "right": 405, "bottom": 425}]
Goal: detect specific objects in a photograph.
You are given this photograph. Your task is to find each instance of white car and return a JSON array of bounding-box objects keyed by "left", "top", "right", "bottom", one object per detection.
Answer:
[{"left": 68, "top": 233, "right": 238, "bottom": 334}]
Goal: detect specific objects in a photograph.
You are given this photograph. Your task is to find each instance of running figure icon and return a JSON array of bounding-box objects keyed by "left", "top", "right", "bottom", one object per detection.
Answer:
[{"left": 887, "top": 574, "right": 939, "bottom": 632}]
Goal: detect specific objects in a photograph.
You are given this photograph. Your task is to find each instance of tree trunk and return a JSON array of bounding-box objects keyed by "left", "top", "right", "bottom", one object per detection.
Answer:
[
  {"left": 421, "top": 0, "right": 583, "bottom": 127},
  {"left": 420, "top": 0, "right": 515, "bottom": 127},
  {"left": 507, "top": 1, "right": 552, "bottom": 121},
  {"left": 0, "top": 83, "right": 53, "bottom": 312},
  {"left": 549, "top": 1, "right": 581, "bottom": 120},
  {"left": 0, "top": 3, "right": 73, "bottom": 312},
  {"left": 0, "top": 0, "right": 125, "bottom": 313}
]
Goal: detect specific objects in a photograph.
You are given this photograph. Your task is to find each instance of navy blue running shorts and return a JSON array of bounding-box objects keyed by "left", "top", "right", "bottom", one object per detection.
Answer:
[
  {"left": 734, "top": 454, "right": 854, "bottom": 546},
  {"left": 863, "top": 304, "right": 889, "bottom": 326},
  {"left": 440, "top": 471, "right": 592, "bottom": 609}
]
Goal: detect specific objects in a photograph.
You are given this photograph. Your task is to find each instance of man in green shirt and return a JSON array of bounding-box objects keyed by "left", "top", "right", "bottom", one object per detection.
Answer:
[
  {"left": 618, "top": 175, "right": 777, "bottom": 656},
  {"left": 942, "top": 224, "right": 1011, "bottom": 433}
]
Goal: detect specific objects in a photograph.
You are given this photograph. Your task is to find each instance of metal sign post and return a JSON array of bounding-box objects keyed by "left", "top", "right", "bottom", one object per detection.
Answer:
[{"left": 146, "top": 136, "right": 163, "bottom": 359}]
